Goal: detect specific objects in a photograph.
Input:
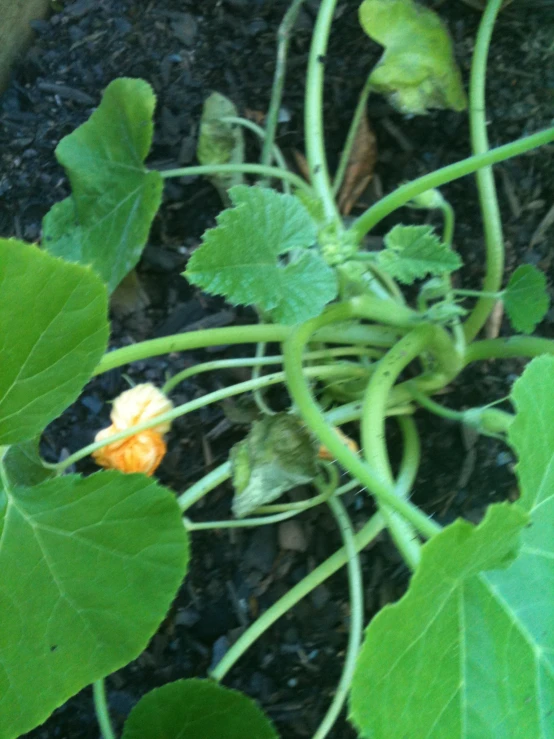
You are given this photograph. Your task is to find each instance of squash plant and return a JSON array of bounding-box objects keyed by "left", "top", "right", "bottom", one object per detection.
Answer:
[{"left": 1, "top": 0, "right": 554, "bottom": 736}]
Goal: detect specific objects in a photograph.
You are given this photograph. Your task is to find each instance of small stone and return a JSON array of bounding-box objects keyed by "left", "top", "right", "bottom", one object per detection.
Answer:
[{"left": 278, "top": 520, "right": 308, "bottom": 552}]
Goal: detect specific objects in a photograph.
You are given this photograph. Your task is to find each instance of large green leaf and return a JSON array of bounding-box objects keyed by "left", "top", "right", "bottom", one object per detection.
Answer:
[
  {"left": 359, "top": 0, "right": 467, "bottom": 114},
  {"left": 0, "top": 471, "right": 189, "bottom": 739},
  {"left": 185, "top": 185, "right": 337, "bottom": 324},
  {"left": 503, "top": 264, "right": 549, "bottom": 335},
  {"left": 0, "top": 238, "right": 108, "bottom": 445},
  {"left": 349, "top": 355, "right": 554, "bottom": 737},
  {"left": 42, "top": 78, "right": 163, "bottom": 293},
  {"left": 231, "top": 413, "right": 318, "bottom": 517},
  {"left": 121, "top": 679, "right": 278, "bottom": 739}
]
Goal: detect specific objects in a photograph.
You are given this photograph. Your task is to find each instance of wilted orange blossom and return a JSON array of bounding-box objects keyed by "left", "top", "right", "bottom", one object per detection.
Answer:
[{"left": 92, "top": 383, "right": 173, "bottom": 476}]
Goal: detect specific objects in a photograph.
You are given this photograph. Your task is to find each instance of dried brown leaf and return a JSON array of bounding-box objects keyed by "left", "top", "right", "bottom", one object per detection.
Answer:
[{"left": 337, "top": 114, "right": 377, "bottom": 216}]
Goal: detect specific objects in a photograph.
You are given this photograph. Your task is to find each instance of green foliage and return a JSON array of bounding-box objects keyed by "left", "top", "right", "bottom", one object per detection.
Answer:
[
  {"left": 231, "top": 413, "right": 318, "bottom": 517},
  {"left": 42, "top": 78, "right": 163, "bottom": 293},
  {"left": 503, "top": 264, "right": 549, "bottom": 334},
  {"left": 377, "top": 224, "right": 462, "bottom": 284},
  {"left": 0, "top": 471, "right": 189, "bottom": 739},
  {"left": 121, "top": 679, "right": 278, "bottom": 739},
  {"left": 186, "top": 185, "right": 338, "bottom": 324},
  {"left": 197, "top": 92, "right": 245, "bottom": 201},
  {"left": 359, "top": 0, "right": 467, "bottom": 114},
  {"left": 0, "top": 238, "right": 108, "bottom": 445},
  {"left": 0, "top": 439, "right": 54, "bottom": 493},
  {"left": 350, "top": 355, "right": 554, "bottom": 737}
]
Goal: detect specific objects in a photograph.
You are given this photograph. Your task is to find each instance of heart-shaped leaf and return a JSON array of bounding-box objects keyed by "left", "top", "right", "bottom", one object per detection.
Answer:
[
  {"left": 0, "top": 238, "right": 108, "bottom": 445},
  {"left": 0, "top": 471, "right": 189, "bottom": 738},
  {"left": 42, "top": 78, "right": 163, "bottom": 293}
]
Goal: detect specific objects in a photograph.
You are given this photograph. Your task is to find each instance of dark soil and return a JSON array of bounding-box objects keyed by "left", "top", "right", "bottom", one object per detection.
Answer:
[{"left": 1, "top": 0, "right": 553, "bottom": 737}]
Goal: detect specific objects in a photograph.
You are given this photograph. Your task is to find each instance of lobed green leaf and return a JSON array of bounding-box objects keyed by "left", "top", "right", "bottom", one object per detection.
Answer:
[
  {"left": 377, "top": 224, "right": 462, "bottom": 284},
  {"left": 42, "top": 78, "right": 163, "bottom": 293},
  {"left": 0, "top": 238, "right": 108, "bottom": 445},
  {"left": 185, "top": 185, "right": 337, "bottom": 324},
  {"left": 359, "top": 0, "right": 467, "bottom": 114},
  {"left": 122, "top": 679, "right": 278, "bottom": 739},
  {"left": 0, "top": 471, "right": 189, "bottom": 738},
  {"left": 503, "top": 264, "right": 549, "bottom": 334}
]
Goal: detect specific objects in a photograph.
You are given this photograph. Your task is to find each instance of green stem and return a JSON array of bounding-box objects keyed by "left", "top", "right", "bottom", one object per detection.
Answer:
[
  {"left": 94, "top": 323, "right": 400, "bottom": 376},
  {"left": 178, "top": 461, "right": 231, "bottom": 512},
  {"left": 313, "top": 496, "right": 363, "bottom": 739},
  {"left": 455, "top": 288, "right": 500, "bottom": 299},
  {"left": 348, "top": 126, "right": 554, "bottom": 243},
  {"left": 159, "top": 163, "right": 312, "bottom": 194},
  {"left": 184, "top": 508, "right": 301, "bottom": 530},
  {"left": 305, "top": 0, "right": 342, "bottom": 226},
  {"left": 220, "top": 116, "right": 289, "bottom": 190},
  {"left": 163, "top": 347, "right": 380, "bottom": 395},
  {"left": 210, "top": 413, "right": 419, "bottom": 682},
  {"left": 251, "top": 342, "right": 276, "bottom": 416},
  {"left": 361, "top": 327, "right": 437, "bottom": 569},
  {"left": 57, "top": 363, "right": 367, "bottom": 473},
  {"left": 463, "top": 336, "right": 554, "bottom": 365},
  {"left": 261, "top": 0, "right": 306, "bottom": 168},
  {"left": 409, "top": 384, "right": 513, "bottom": 437},
  {"left": 463, "top": 0, "right": 505, "bottom": 342},
  {"left": 93, "top": 680, "right": 116, "bottom": 739},
  {"left": 283, "top": 306, "right": 441, "bottom": 539},
  {"left": 332, "top": 73, "right": 372, "bottom": 196}
]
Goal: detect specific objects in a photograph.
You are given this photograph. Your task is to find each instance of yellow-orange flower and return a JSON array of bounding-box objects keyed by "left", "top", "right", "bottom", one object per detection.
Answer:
[
  {"left": 318, "top": 427, "right": 359, "bottom": 461},
  {"left": 92, "top": 383, "right": 173, "bottom": 476}
]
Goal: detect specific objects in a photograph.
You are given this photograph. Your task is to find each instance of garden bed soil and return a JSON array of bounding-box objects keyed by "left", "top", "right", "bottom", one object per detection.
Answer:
[{"left": 1, "top": 1, "right": 553, "bottom": 737}]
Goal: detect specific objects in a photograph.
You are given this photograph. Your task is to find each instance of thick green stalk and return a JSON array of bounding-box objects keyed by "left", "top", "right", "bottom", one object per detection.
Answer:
[
  {"left": 463, "top": 336, "right": 554, "bottom": 365},
  {"left": 210, "top": 413, "right": 420, "bottom": 682},
  {"left": 261, "top": 0, "right": 306, "bottom": 167},
  {"left": 94, "top": 323, "right": 399, "bottom": 376},
  {"left": 462, "top": 0, "right": 505, "bottom": 341},
  {"left": 283, "top": 305, "right": 441, "bottom": 539},
  {"left": 361, "top": 326, "right": 437, "bottom": 569},
  {"left": 159, "top": 163, "right": 311, "bottom": 194},
  {"left": 305, "top": 0, "right": 342, "bottom": 225},
  {"left": 348, "top": 126, "right": 554, "bottom": 243}
]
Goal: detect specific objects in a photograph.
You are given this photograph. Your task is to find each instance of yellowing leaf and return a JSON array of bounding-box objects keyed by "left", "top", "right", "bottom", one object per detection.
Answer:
[{"left": 359, "top": 0, "right": 467, "bottom": 114}]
